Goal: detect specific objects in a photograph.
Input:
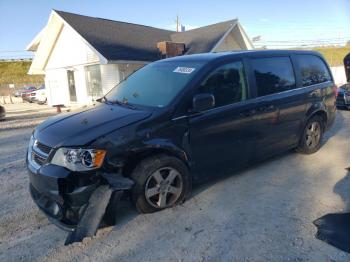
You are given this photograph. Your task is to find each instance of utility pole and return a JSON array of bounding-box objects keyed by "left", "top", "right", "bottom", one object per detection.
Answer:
[{"left": 176, "top": 15, "right": 179, "bottom": 32}]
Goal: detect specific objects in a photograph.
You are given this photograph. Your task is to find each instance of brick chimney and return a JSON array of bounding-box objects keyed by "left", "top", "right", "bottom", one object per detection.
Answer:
[{"left": 157, "top": 41, "right": 185, "bottom": 59}]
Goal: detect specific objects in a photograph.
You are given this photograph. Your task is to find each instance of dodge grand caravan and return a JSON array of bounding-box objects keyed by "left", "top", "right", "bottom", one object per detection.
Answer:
[{"left": 27, "top": 50, "right": 336, "bottom": 230}]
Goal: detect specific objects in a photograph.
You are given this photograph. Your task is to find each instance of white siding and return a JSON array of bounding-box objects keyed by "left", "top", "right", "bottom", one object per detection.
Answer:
[
  {"left": 45, "top": 66, "right": 93, "bottom": 106},
  {"left": 214, "top": 32, "right": 241, "bottom": 52},
  {"left": 43, "top": 23, "right": 146, "bottom": 106},
  {"left": 74, "top": 65, "right": 91, "bottom": 105},
  {"left": 46, "top": 24, "right": 100, "bottom": 70},
  {"left": 44, "top": 24, "right": 102, "bottom": 106},
  {"left": 213, "top": 24, "right": 254, "bottom": 52},
  {"left": 236, "top": 23, "right": 254, "bottom": 50},
  {"left": 100, "top": 64, "right": 121, "bottom": 94},
  {"left": 331, "top": 66, "right": 347, "bottom": 86},
  {"left": 45, "top": 69, "right": 70, "bottom": 106},
  {"left": 118, "top": 63, "right": 144, "bottom": 81},
  {"left": 100, "top": 63, "right": 145, "bottom": 95}
]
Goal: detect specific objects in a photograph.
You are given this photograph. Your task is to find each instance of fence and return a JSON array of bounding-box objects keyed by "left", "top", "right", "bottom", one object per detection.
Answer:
[
  {"left": 0, "top": 82, "right": 44, "bottom": 96},
  {"left": 0, "top": 81, "right": 44, "bottom": 104}
]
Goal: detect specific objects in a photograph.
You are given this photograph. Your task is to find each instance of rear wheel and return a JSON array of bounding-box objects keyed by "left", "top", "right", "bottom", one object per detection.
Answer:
[
  {"left": 130, "top": 155, "right": 191, "bottom": 213},
  {"left": 297, "top": 116, "right": 324, "bottom": 154}
]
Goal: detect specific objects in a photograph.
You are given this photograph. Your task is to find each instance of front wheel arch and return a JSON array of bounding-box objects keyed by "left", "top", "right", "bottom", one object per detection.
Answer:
[
  {"left": 122, "top": 147, "right": 191, "bottom": 178},
  {"left": 308, "top": 110, "right": 327, "bottom": 128}
]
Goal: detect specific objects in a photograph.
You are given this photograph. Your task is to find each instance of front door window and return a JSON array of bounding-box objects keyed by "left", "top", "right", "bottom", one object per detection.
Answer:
[{"left": 196, "top": 61, "right": 247, "bottom": 108}]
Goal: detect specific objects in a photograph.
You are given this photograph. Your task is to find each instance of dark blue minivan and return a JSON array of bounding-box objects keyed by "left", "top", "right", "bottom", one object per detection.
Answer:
[{"left": 27, "top": 50, "right": 336, "bottom": 230}]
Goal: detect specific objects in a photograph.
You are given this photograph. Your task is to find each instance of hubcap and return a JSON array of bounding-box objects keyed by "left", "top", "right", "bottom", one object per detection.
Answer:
[
  {"left": 145, "top": 167, "right": 183, "bottom": 209},
  {"left": 305, "top": 121, "right": 321, "bottom": 148}
]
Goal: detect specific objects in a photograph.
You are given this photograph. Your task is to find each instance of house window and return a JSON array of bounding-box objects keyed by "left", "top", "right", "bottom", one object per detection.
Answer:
[{"left": 85, "top": 65, "right": 102, "bottom": 99}]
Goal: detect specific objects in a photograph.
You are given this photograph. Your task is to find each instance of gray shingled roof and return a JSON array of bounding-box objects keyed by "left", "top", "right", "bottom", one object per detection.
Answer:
[{"left": 55, "top": 10, "right": 235, "bottom": 62}]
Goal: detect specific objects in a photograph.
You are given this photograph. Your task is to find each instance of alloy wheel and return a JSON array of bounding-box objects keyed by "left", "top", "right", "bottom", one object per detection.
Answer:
[
  {"left": 144, "top": 167, "right": 183, "bottom": 209},
  {"left": 305, "top": 121, "right": 321, "bottom": 149}
]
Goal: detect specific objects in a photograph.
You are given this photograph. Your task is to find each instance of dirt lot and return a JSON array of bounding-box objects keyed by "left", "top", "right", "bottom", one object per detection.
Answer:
[{"left": 1, "top": 103, "right": 350, "bottom": 261}]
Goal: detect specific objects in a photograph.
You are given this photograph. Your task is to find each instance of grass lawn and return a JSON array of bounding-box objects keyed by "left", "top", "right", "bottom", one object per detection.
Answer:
[
  {"left": 0, "top": 61, "right": 44, "bottom": 88},
  {"left": 313, "top": 45, "right": 350, "bottom": 67}
]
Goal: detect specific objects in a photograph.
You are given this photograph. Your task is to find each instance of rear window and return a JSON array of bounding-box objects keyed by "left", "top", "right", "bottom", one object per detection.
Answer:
[
  {"left": 296, "top": 55, "right": 331, "bottom": 87},
  {"left": 251, "top": 57, "right": 296, "bottom": 97}
]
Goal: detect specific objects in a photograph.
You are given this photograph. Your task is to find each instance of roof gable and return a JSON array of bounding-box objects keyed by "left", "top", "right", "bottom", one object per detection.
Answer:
[
  {"left": 171, "top": 20, "right": 237, "bottom": 54},
  {"left": 55, "top": 10, "right": 174, "bottom": 62},
  {"left": 28, "top": 10, "right": 253, "bottom": 69}
]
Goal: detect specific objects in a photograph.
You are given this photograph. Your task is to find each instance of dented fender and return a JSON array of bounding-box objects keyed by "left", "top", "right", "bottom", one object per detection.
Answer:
[{"left": 143, "top": 137, "right": 190, "bottom": 162}]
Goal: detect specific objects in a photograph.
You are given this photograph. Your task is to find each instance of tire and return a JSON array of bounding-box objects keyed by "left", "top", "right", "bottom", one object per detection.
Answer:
[
  {"left": 130, "top": 154, "right": 191, "bottom": 213},
  {"left": 296, "top": 115, "right": 325, "bottom": 154}
]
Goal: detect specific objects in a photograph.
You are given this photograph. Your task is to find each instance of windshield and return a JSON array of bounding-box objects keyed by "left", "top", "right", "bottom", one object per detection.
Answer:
[{"left": 105, "top": 61, "right": 204, "bottom": 108}]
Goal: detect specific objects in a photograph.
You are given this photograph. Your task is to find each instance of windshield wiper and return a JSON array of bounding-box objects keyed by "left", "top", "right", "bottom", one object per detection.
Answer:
[
  {"left": 98, "top": 96, "right": 137, "bottom": 109},
  {"left": 96, "top": 96, "right": 110, "bottom": 104},
  {"left": 114, "top": 99, "right": 137, "bottom": 110}
]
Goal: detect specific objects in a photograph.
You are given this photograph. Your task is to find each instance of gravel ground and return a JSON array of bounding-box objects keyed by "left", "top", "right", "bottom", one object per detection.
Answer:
[{"left": 1, "top": 104, "right": 350, "bottom": 261}]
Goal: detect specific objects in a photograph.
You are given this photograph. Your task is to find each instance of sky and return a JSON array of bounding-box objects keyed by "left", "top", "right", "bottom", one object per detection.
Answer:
[{"left": 0, "top": 0, "right": 349, "bottom": 59}]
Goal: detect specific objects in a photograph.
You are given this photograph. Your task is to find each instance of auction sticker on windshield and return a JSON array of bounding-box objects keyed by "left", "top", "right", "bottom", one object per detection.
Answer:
[{"left": 173, "top": 67, "right": 196, "bottom": 74}]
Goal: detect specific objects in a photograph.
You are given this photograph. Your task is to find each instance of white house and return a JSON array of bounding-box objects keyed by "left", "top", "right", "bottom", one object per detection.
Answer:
[{"left": 27, "top": 10, "right": 254, "bottom": 106}]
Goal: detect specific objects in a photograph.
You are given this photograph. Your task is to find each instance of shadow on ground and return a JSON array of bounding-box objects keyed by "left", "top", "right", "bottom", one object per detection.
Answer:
[
  {"left": 313, "top": 170, "right": 350, "bottom": 253},
  {"left": 313, "top": 112, "right": 350, "bottom": 253}
]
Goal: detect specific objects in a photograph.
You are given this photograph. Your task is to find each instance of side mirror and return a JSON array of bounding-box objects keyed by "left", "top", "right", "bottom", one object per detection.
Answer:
[{"left": 192, "top": 93, "right": 215, "bottom": 112}]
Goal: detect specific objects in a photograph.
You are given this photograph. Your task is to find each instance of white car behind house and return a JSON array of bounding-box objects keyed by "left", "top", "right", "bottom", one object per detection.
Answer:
[{"left": 31, "top": 86, "right": 47, "bottom": 104}]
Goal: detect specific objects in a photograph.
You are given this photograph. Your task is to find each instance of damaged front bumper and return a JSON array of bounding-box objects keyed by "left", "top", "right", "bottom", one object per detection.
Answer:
[{"left": 28, "top": 161, "right": 133, "bottom": 232}]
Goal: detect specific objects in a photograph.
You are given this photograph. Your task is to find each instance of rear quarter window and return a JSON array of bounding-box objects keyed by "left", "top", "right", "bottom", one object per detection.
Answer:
[
  {"left": 296, "top": 55, "right": 332, "bottom": 87},
  {"left": 251, "top": 57, "right": 296, "bottom": 97}
]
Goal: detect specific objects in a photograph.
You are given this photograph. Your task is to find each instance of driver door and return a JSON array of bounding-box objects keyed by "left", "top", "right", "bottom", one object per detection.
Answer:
[{"left": 188, "top": 61, "right": 258, "bottom": 180}]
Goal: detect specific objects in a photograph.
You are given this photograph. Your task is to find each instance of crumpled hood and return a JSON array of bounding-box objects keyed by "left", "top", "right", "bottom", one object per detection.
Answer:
[{"left": 34, "top": 103, "right": 151, "bottom": 147}]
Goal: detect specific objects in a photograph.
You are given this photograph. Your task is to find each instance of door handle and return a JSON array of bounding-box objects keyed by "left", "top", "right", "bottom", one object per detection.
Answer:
[
  {"left": 240, "top": 109, "right": 256, "bottom": 117},
  {"left": 254, "top": 104, "right": 275, "bottom": 112}
]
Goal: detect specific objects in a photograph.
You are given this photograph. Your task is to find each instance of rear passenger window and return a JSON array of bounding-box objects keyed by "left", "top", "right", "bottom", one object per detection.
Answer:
[
  {"left": 198, "top": 61, "right": 247, "bottom": 108},
  {"left": 296, "top": 55, "right": 331, "bottom": 87},
  {"left": 251, "top": 57, "right": 296, "bottom": 96}
]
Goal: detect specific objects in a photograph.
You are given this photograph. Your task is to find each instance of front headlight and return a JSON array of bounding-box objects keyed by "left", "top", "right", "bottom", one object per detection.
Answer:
[{"left": 51, "top": 148, "right": 106, "bottom": 171}]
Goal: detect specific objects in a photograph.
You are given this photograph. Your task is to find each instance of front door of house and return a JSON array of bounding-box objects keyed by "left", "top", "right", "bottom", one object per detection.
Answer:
[{"left": 67, "top": 70, "right": 77, "bottom": 102}]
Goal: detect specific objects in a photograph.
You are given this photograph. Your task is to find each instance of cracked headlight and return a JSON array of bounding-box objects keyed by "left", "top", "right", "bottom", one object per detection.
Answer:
[{"left": 51, "top": 148, "right": 106, "bottom": 171}]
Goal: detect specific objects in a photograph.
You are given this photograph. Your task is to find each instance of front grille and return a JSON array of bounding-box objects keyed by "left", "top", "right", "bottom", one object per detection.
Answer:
[
  {"left": 32, "top": 151, "right": 46, "bottom": 166},
  {"left": 30, "top": 140, "right": 51, "bottom": 167},
  {"left": 36, "top": 142, "right": 52, "bottom": 154}
]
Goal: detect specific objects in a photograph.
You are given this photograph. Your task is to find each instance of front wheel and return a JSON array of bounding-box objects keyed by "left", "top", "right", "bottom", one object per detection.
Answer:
[
  {"left": 130, "top": 155, "right": 191, "bottom": 213},
  {"left": 296, "top": 116, "right": 324, "bottom": 154}
]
